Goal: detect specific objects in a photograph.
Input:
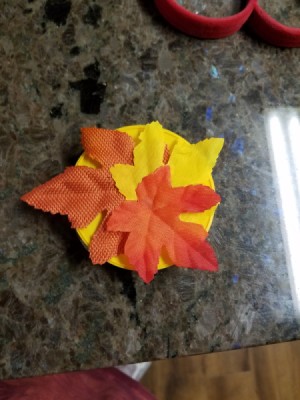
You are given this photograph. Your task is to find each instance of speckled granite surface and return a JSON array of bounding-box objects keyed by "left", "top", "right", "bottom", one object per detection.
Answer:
[{"left": 1, "top": 0, "right": 300, "bottom": 379}]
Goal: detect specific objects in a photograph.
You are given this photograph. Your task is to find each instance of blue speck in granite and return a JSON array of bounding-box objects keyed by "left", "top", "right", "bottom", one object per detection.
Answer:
[
  {"left": 232, "top": 274, "right": 239, "bottom": 284},
  {"left": 205, "top": 106, "right": 213, "bottom": 122},
  {"left": 273, "top": 208, "right": 282, "bottom": 217},
  {"left": 210, "top": 65, "right": 220, "bottom": 79},
  {"left": 231, "top": 137, "right": 245, "bottom": 155},
  {"left": 228, "top": 93, "right": 236, "bottom": 104},
  {"left": 262, "top": 254, "right": 272, "bottom": 266}
]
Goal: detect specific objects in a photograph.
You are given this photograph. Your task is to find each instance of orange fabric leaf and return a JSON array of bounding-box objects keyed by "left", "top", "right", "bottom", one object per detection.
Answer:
[
  {"left": 89, "top": 216, "right": 128, "bottom": 265},
  {"left": 107, "top": 166, "right": 220, "bottom": 283},
  {"left": 163, "top": 145, "right": 170, "bottom": 164},
  {"left": 21, "top": 166, "right": 124, "bottom": 229},
  {"left": 80, "top": 126, "right": 136, "bottom": 263},
  {"left": 81, "top": 127, "right": 135, "bottom": 168}
]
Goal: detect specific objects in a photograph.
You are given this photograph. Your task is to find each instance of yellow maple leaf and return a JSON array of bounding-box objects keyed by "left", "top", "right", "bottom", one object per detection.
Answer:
[
  {"left": 110, "top": 121, "right": 166, "bottom": 200},
  {"left": 168, "top": 137, "right": 224, "bottom": 187}
]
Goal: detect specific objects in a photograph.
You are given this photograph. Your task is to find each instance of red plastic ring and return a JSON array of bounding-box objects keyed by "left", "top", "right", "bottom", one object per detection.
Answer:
[
  {"left": 247, "top": 3, "right": 300, "bottom": 47},
  {"left": 155, "top": 0, "right": 257, "bottom": 39}
]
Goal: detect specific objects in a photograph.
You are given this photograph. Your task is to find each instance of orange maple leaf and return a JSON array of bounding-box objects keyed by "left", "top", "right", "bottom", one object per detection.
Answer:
[
  {"left": 107, "top": 165, "right": 221, "bottom": 283},
  {"left": 21, "top": 167, "right": 121, "bottom": 228},
  {"left": 21, "top": 167, "right": 126, "bottom": 263},
  {"left": 21, "top": 128, "right": 135, "bottom": 264},
  {"left": 81, "top": 127, "right": 135, "bottom": 168}
]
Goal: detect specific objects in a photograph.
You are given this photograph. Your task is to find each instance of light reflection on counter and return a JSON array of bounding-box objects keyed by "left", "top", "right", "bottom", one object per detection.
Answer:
[{"left": 266, "top": 110, "right": 300, "bottom": 316}]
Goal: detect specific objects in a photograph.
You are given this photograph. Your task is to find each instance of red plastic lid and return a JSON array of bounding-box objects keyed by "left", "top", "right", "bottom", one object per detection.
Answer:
[
  {"left": 247, "top": 2, "right": 300, "bottom": 47},
  {"left": 155, "top": 0, "right": 257, "bottom": 39}
]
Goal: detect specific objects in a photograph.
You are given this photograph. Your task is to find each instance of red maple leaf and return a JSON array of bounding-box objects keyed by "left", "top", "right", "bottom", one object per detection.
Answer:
[
  {"left": 21, "top": 128, "right": 135, "bottom": 264},
  {"left": 107, "top": 166, "right": 221, "bottom": 283}
]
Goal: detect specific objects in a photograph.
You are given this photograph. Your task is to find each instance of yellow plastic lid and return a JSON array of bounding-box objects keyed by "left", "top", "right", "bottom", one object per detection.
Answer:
[{"left": 76, "top": 125, "right": 217, "bottom": 270}]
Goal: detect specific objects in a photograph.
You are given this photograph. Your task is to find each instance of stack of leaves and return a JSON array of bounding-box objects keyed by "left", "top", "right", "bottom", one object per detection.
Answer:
[{"left": 21, "top": 122, "right": 223, "bottom": 283}]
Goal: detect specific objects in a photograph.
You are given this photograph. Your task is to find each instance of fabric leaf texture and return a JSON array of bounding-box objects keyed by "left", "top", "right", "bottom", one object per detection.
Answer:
[
  {"left": 81, "top": 127, "right": 135, "bottom": 168},
  {"left": 21, "top": 166, "right": 124, "bottom": 229},
  {"left": 89, "top": 216, "right": 128, "bottom": 265}
]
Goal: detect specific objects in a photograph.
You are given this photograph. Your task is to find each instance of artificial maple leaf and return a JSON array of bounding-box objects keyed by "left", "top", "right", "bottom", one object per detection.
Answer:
[
  {"left": 110, "top": 121, "right": 166, "bottom": 200},
  {"left": 89, "top": 215, "right": 128, "bottom": 265},
  {"left": 80, "top": 126, "right": 135, "bottom": 262},
  {"left": 21, "top": 166, "right": 127, "bottom": 263},
  {"left": 107, "top": 165, "right": 221, "bottom": 283},
  {"left": 22, "top": 126, "right": 137, "bottom": 264},
  {"left": 168, "top": 137, "right": 224, "bottom": 187},
  {"left": 21, "top": 166, "right": 123, "bottom": 228},
  {"left": 81, "top": 127, "right": 135, "bottom": 168}
]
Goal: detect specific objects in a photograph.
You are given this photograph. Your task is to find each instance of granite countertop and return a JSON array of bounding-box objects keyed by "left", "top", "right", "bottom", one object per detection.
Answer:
[{"left": 1, "top": 0, "right": 300, "bottom": 379}]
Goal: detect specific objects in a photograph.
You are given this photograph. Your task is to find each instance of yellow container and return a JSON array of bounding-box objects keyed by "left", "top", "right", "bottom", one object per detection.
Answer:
[{"left": 76, "top": 125, "right": 217, "bottom": 270}]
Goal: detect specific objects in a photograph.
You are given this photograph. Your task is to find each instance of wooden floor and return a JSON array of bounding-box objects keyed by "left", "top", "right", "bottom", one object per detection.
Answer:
[{"left": 141, "top": 341, "right": 300, "bottom": 400}]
